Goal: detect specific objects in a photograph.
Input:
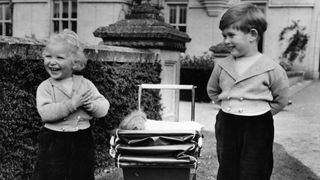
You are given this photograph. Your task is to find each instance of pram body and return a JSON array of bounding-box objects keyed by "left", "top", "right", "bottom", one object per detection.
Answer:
[{"left": 109, "top": 84, "right": 202, "bottom": 180}]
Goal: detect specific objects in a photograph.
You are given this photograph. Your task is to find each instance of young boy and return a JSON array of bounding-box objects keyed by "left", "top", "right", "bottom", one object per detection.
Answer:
[{"left": 207, "top": 3, "right": 289, "bottom": 180}]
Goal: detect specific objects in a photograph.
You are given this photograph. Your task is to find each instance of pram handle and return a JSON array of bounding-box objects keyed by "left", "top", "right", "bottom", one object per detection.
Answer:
[{"left": 138, "top": 84, "right": 196, "bottom": 121}]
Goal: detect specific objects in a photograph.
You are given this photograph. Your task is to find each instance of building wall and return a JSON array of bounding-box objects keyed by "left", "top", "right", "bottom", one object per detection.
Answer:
[
  {"left": 12, "top": 0, "right": 129, "bottom": 43},
  {"left": 264, "top": 1, "right": 315, "bottom": 78},
  {"left": 186, "top": 1, "right": 222, "bottom": 56},
  {"left": 78, "top": 0, "right": 129, "bottom": 45},
  {"left": 179, "top": 0, "right": 318, "bottom": 79},
  {"left": 178, "top": 0, "right": 226, "bottom": 56},
  {"left": 307, "top": 0, "right": 320, "bottom": 79},
  {"left": 12, "top": 0, "right": 50, "bottom": 40},
  {"left": 265, "top": 6, "right": 313, "bottom": 64}
]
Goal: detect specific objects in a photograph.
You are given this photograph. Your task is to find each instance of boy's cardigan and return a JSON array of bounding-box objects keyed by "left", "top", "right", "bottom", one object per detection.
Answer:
[
  {"left": 36, "top": 75, "right": 110, "bottom": 132},
  {"left": 207, "top": 55, "right": 289, "bottom": 116}
]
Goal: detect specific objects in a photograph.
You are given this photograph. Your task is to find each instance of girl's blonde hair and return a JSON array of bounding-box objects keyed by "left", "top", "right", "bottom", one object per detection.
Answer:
[
  {"left": 119, "top": 110, "right": 147, "bottom": 130},
  {"left": 43, "top": 29, "right": 87, "bottom": 71}
]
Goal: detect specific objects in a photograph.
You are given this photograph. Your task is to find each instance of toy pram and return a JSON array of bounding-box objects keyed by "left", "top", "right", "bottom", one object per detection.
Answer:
[{"left": 109, "top": 84, "right": 203, "bottom": 180}]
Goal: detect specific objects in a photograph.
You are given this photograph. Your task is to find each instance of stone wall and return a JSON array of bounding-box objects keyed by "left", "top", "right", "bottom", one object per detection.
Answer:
[{"left": 0, "top": 36, "right": 156, "bottom": 63}]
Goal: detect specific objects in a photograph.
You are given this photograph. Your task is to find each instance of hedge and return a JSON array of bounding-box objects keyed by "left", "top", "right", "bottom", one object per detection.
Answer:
[
  {"left": 180, "top": 68, "right": 212, "bottom": 102},
  {"left": 180, "top": 53, "right": 214, "bottom": 102},
  {"left": 0, "top": 56, "right": 162, "bottom": 179}
]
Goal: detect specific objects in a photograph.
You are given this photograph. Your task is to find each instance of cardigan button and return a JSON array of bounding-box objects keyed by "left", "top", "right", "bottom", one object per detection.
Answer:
[{"left": 239, "top": 97, "right": 244, "bottom": 101}]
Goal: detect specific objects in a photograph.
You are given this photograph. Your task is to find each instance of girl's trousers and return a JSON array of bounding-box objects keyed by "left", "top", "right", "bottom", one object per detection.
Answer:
[
  {"left": 215, "top": 110, "right": 274, "bottom": 180},
  {"left": 32, "top": 127, "right": 95, "bottom": 180}
]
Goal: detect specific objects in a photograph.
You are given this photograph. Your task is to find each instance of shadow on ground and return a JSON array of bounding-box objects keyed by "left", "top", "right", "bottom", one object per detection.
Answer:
[
  {"left": 96, "top": 131, "right": 320, "bottom": 180},
  {"left": 272, "top": 143, "right": 320, "bottom": 180}
]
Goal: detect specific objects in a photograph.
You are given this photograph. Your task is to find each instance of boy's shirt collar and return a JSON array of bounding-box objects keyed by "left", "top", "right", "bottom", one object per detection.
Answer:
[{"left": 218, "top": 55, "right": 275, "bottom": 83}]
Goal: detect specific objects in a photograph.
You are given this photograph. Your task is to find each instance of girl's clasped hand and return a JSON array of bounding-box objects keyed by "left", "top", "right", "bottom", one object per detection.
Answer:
[{"left": 71, "top": 89, "right": 94, "bottom": 110}]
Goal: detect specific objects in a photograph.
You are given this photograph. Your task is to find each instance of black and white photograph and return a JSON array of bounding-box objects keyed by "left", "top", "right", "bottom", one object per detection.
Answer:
[{"left": 0, "top": 0, "right": 319, "bottom": 180}]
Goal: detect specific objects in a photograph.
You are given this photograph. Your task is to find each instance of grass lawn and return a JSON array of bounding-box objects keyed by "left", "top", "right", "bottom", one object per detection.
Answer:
[{"left": 96, "top": 130, "right": 320, "bottom": 180}]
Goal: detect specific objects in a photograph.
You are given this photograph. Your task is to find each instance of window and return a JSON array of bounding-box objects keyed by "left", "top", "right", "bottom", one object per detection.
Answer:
[
  {"left": 0, "top": 2, "right": 12, "bottom": 36},
  {"left": 168, "top": 4, "right": 187, "bottom": 32},
  {"left": 52, "top": 0, "right": 77, "bottom": 33}
]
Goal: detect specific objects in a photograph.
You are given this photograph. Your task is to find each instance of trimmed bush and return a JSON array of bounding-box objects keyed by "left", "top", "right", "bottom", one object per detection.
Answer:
[
  {"left": 0, "top": 56, "right": 162, "bottom": 179},
  {"left": 180, "top": 53, "right": 215, "bottom": 102},
  {"left": 180, "top": 68, "right": 212, "bottom": 102},
  {"left": 0, "top": 82, "right": 41, "bottom": 180}
]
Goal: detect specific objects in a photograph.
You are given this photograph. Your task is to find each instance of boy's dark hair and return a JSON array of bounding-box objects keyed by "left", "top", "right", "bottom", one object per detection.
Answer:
[{"left": 219, "top": 3, "right": 267, "bottom": 41}]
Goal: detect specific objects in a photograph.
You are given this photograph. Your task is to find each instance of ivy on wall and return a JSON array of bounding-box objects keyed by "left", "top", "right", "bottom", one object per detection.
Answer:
[{"left": 279, "top": 20, "right": 309, "bottom": 66}]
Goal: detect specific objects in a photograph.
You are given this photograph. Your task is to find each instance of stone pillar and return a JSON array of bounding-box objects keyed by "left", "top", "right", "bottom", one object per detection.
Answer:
[{"left": 93, "top": 1, "right": 191, "bottom": 121}]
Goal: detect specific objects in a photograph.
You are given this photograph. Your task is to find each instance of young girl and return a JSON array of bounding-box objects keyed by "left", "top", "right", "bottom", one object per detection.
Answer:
[
  {"left": 32, "top": 29, "right": 110, "bottom": 180},
  {"left": 207, "top": 3, "right": 289, "bottom": 180}
]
